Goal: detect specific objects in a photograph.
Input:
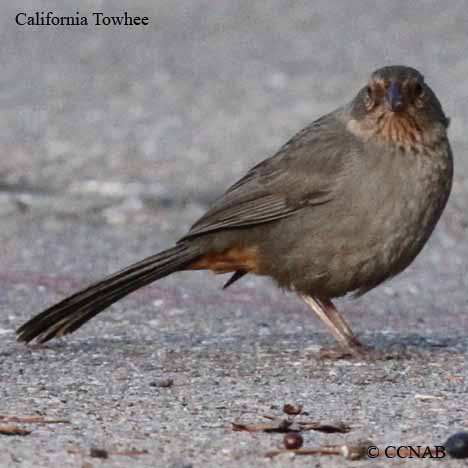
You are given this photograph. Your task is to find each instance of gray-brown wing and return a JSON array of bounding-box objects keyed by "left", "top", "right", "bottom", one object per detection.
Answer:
[
  {"left": 179, "top": 110, "right": 353, "bottom": 241},
  {"left": 182, "top": 193, "right": 322, "bottom": 239}
]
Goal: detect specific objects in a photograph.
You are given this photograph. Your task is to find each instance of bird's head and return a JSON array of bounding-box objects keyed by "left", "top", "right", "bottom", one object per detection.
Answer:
[{"left": 348, "top": 66, "right": 449, "bottom": 149}]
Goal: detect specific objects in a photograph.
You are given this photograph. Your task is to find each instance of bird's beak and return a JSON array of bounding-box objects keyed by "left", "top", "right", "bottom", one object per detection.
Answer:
[{"left": 385, "top": 81, "right": 404, "bottom": 112}]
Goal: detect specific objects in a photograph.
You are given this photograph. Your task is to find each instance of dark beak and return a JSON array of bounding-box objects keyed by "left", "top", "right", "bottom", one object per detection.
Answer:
[{"left": 385, "top": 81, "right": 404, "bottom": 112}]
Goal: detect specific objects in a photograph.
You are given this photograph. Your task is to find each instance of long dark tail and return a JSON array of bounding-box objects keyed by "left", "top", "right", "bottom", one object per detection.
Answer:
[{"left": 16, "top": 243, "right": 201, "bottom": 343}]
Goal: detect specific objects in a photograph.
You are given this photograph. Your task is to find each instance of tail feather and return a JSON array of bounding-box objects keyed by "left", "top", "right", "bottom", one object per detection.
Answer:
[{"left": 16, "top": 243, "right": 201, "bottom": 343}]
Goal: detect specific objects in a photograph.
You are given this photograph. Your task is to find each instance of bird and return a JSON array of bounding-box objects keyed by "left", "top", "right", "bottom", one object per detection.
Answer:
[{"left": 16, "top": 65, "right": 453, "bottom": 358}]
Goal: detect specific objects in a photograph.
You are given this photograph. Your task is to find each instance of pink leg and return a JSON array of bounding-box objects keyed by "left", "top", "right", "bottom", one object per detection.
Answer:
[{"left": 300, "top": 294, "right": 369, "bottom": 358}]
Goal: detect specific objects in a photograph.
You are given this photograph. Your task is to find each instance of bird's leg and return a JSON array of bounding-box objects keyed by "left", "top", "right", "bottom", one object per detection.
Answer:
[{"left": 300, "top": 294, "right": 369, "bottom": 359}]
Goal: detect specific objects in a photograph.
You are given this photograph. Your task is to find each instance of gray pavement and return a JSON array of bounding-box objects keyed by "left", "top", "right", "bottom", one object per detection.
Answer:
[{"left": 1, "top": 1, "right": 468, "bottom": 466}]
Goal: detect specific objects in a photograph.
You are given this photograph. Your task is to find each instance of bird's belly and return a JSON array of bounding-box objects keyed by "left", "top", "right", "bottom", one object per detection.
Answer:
[{"left": 261, "top": 148, "right": 452, "bottom": 297}]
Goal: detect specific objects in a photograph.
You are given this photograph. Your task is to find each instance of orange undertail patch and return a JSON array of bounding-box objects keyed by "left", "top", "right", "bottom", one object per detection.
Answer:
[{"left": 189, "top": 245, "right": 259, "bottom": 274}]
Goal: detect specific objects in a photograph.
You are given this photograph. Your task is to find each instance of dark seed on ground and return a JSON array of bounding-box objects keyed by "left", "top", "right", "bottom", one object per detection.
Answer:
[
  {"left": 90, "top": 447, "right": 109, "bottom": 459},
  {"left": 283, "top": 432, "right": 303, "bottom": 450},
  {"left": 445, "top": 432, "right": 468, "bottom": 458},
  {"left": 283, "top": 403, "right": 302, "bottom": 415}
]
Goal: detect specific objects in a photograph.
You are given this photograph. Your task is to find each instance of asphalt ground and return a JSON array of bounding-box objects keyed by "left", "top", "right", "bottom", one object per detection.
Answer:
[{"left": 1, "top": 1, "right": 468, "bottom": 467}]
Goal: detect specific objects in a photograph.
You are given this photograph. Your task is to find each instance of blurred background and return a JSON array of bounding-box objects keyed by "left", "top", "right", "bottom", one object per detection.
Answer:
[
  {"left": 2, "top": 1, "right": 467, "bottom": 204},
  {"left": 1, "top": 2, "right": 468, "bottom": 466},
  {"left": 1, "top": 0, "right": 467, "bottom": 328}
]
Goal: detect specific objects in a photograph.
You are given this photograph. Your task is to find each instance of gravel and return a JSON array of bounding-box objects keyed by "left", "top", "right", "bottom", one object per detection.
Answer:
[{"left": 1, "top": 1, "right": 468, "bottom": 466}]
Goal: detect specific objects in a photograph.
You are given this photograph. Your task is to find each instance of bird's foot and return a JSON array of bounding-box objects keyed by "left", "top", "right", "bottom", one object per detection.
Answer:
[
  {"left": 319, "top": 342, "right": 396, "bottom": 361},
  {"left": 319, "top": 346, "right": 357, "bottom": 360}
]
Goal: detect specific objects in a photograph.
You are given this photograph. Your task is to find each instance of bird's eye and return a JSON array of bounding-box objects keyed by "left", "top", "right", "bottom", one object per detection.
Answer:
[
  {"left": 413, "top": 81, "right": 426, "bottom": 108},
  {"left": 414, "top": 82, "right": 424, "bottom": 96},
  {"left": 364, "top": 85, "right": 374, "bottom": 109}
]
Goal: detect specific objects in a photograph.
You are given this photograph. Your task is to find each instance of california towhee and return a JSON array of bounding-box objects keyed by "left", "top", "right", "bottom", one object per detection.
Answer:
[{"left": 17, "top": 65, "right": 453, "bottom": 358}]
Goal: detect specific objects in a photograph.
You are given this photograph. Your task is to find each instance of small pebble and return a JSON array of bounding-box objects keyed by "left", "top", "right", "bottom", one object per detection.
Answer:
[
  {"left": 149, "top": 378, "right": 174, "bottom": 388},
  {"left": 445, "top": 432, "right": 468, "bottom": 458},
  {"left": 283, "top": 432, "right": 303, "bottom": 450}
]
